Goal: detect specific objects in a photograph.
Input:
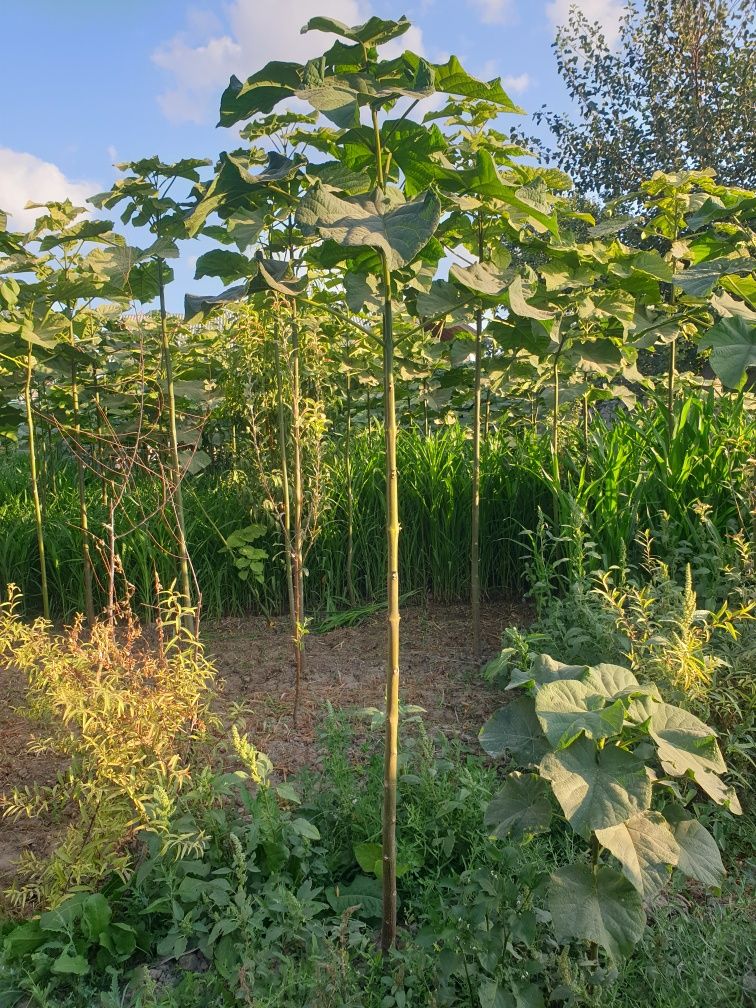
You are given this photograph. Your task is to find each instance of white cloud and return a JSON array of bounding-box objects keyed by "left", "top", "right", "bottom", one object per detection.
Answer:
[
  {"left": 153, "top": 0, "right": 429, "bottom": 125},
  {"left": 467, "top": 0, "right": 516, "bottom": 25},
  {"left": 503, "top": 72, "right": 531, "bottom": 93},
  {"left": 0, "top": 148, "right": 96, "bottom": 229},
  {"left": 546, "top": 0, "right": 624, "bottom": 45}
]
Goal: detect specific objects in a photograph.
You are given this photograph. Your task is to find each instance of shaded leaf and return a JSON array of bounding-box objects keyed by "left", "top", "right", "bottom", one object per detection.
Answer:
[
  {"left": 479, "top": 697, "right": 549, "bottom": 764},
  {"left": 296, "top": 184, "right": 441, "bottom": 271},
  {"left": 539, "top": 738, "right": 652, "bottom": 837},
  {"left": 595, "top": 811, "right": 679, "bottom": 897},
  {"left": 548, "top": 863, "right": 645, "bottom": 960},
  {"left": 484, "top": 772, "right": 553, "bottom": 840}
]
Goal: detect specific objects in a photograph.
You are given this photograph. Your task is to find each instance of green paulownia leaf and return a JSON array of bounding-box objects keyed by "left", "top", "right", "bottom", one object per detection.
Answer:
[
  {"left": 697, "top": 315, "right": 756, "bottom": 389},
  {"left": 254, "top": 258, "right": 308, "bottom": 297},
  {"left": 548, "top": 863, "right": 645, "bottom": 960},
  {"left": 414, "top": 279, "right": 470, "bottom": 321},
  {"left": 218, "top": 64, "right": 303, "bottom": 127},
  {"left": 675, "top": 257, "right": 756, "bottom": 297},
  {"left": 184, "top": 284, "right": 248, "bottom": 320},
  {"left": 583, "top": 663, "right": 643, "bottom": 699},
  {"left": 449, "top": 260, "right": 512, "bottom": 297},
  {"left": 301, "top": 15, "right": 411, "bottom": 46},
  {"left": 479, "top": 696, "right": 549, "bottom": 764},
  {"left": 509, "top": 653, "right": 587, "bottom": 690},
  {"left": 539, "top": 737, "right": 652, "bottom": 837},
  {"left": 296, "top": 184, "right": 441, "bottom": 271},
  {"left": 595, "top": 811, "right": 679, "bottom": 897},
  {"left": 326, "top": 874, "right": 382, "bottom": 919},
  {"left": 645, "top": 702, "right": 726, "bottom": 776},
  {"left": 484, "top": 772, "right": 553, "bottom": 840},
  {"left": 194, "top": 249, "right": 254, "bottom": 283},
  {"left": 665, "top": 813, "right": 725, "bottom": 889},
  {"left": 632, "top": 250, "right": 674, "bottom": 282},
  {"left": 508, "top": 274, "right": 554, "bottom": 321},
  {"left": 535, "top": 679, "right": 626, "bottom": 749}
]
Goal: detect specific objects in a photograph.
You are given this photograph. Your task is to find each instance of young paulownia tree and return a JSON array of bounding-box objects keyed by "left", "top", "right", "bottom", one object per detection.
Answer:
[{"left": 216, "top": 11, "right": 520, "bottom": 948}]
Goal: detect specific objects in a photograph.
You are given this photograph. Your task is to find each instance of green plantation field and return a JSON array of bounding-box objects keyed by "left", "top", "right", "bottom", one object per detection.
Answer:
[{"left": 0, "top": 4, "right": 754, "bottom": 1007}]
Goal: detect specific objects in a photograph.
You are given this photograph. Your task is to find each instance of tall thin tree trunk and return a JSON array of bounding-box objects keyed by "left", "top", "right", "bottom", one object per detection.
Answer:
[
  {"left": 273, "top": 329, "right": 296, "bottom": 631},
  {"left": 345, "top": 338, "right": 356, "bottom": 606},
  {"left": 25, "top": 346, "right": 49, "bottom": 620},
  {"left": 552, "top": 362, "right": 561, "bottom": 487},
  {"left": 71, "top": 361, "right": 95, "bottom": 625},
  {"left": 157, "top": 259, "right": 193, "bottom": 629},
  {"left": 471, "top": 215, "right": 484, "bottom": 665},
  {"left": 582, "top": 392, "right": 590, "bottom": 467},
  {"left": 667, "top": 336, "right": 677, "bottom": 439},
  {"left": 372, "top": 103, "right": 400, "bottom": 953},
  {"left": 380, "top": 252, "right": 400, "bottom": 953},
  {"left": 289, "top": 302, "right": 306, "bottom": 723},
  {"left": 471, "top": 305, "right": 483, "bottom": 664},
  {"left": 107, "top": 498, "right": 116, "bottom": 628}
]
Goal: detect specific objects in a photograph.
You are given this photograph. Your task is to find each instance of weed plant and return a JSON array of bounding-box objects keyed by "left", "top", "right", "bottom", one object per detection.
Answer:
[{"left": 1, "top": 708, "right": 752, "bottom": 1008}]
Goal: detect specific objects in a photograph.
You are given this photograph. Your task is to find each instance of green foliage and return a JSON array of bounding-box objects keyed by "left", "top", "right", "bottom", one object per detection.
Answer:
[
  {"left": 480, "top": 655, "right": 741, "bottom": 962},
  {"left": 529, "top": 0, "right": 756, "bottom": 198},
  {"left": 1, "top": 390, "right": 753, "bottom": 620}
]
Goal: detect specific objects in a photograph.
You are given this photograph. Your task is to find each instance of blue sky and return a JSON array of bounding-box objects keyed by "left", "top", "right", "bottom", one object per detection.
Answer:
[{"left": 0, "top": 0, "right": 620, "bottom": 309}]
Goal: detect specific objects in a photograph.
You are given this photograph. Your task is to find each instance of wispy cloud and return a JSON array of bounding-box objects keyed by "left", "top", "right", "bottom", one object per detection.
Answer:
[
  {"left": 466, "top": 0, "right": 516, "bottom": 25},
  {"left": 503, "top": 73, "right": 531, "bottom": 94}
]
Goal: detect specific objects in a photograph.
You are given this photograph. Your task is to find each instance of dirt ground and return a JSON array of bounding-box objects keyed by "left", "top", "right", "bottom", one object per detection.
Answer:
[{"left": 0, "top": 599, "right": 528, "bottom": 901}]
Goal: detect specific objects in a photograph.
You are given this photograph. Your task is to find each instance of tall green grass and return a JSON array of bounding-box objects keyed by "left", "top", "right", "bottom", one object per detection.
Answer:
[{"left": 1, "top": 393, "right": 753, "bottom": 619}]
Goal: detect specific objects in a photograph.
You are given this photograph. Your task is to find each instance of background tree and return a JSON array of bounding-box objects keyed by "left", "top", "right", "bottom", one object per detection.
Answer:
[{"left": 528, "top": 0, "right": 756, "bottom": 201}]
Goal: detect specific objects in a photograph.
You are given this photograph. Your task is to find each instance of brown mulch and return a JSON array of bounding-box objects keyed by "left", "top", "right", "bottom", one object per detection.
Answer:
[
  {"left": 0, "top": 598, "right": 528, "bottom": 901},
  {"left": 205, "top": 600, "right": 527, "bottom": 775}
]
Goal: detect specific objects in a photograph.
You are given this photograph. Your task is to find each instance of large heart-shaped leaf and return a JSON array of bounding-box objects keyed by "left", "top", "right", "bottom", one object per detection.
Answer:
[
  {"left": 509, "top": 653, "right": 587, "bottom": 691},
  {"left": 427, "top": 55, "right": 522, "bottom": 111},
  {"left": 479, "top": 697, "right": 549, "bottom": 764},
  {"left": 296, "top": 184, "right": 441, "bottom": 270},
  {"left": 583, "top": 663, "right": 640, "bottom": 698},
  {"left": 414, "top": 279, "right": 470, "bottom": 321},
  {"left": 665, "top": 812, "right": 725, "bottom": 889},
  {"left": 535, "top": 679, "right": 626, "bottom": 749},
  {"left": 253, "top": 258, "right": 308, "bottom": 297},
  {"left": 326, "top": 874, "right": 382, "bottom": 919},
  {"left": 595, "top": 811, "right": 679, "bottom": 897},
  {"left": 218, "top": 64, "right": 302, "bottom": 127},
  {"left": 484, "top": 772, "right": 553, "bottom": 840},
  {"left": 548, "top": 863, "right": 645, "bottom": 961},
  {"left": 647, "top": 702, "right": 726, "bottom": 774},
  {"left": 508, "top": 274, "right": 554, "bottom": 321},
  {"left": 674, "top": 257, "right": 756, "bottom": 297},
  {"left": 449, "top": 261, "right": 512, "bottom": 297},
  {"left": 184, "top": 284, "right": 248, "bottom": 320},
  {"left": 194, "top": 249, "right": 254, "bottom": 283},
  {"left": 301, "top": 14, "right": 411, "bottom": 46},
  {"left": 697, "top": 315, "right": 756, "bottom": 389},
  {"left": 539, "top": 738, "right": 652, "bottom": 837}
]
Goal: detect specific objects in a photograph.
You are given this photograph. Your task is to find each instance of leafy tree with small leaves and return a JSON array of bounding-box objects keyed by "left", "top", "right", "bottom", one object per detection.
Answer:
[{"left": 527, "top": 0, "right": 756, "bottom": 200}]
